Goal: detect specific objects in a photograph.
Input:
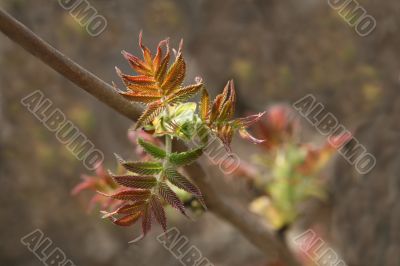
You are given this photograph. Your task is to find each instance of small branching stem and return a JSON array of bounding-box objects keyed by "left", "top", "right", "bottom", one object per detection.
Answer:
[
  {"left": 162, "top": 105, "right": 172, "bottom": 179},
  {"left": 165, "top": 135, "right": 172, "bottom": 156},
  {"left": 162, "top": 134, "right": 172, "bottom": 175}
]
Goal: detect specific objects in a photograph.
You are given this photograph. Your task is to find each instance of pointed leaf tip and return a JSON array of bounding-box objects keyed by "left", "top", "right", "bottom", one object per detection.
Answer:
[
  {"left": 128, "top": 233, "right": 145, "bottom": 244},
  {"left": 178, "top": 39, "right": 184, "bottom": 55},
  {"left": 239, "top": 128, "right": 265, "bottom": 144},
  {"left": 115, "top": 66, "right": 122, "bottom": 74},
  {"left": 114, "top": 153, "right": 125, "bottom": 164},
  {"left": 137, "top": 138, "right": 166, "bottom": 159}
]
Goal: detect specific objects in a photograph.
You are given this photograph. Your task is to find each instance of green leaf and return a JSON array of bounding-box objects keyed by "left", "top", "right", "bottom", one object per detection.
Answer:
[
  {"left": 123, "top": 161, "right": 163, "bottom": 175},
  {"left": 115, "top": 154, "right": 163, "bottom": 175},
  {"left": 138, "top": 138, "right": 166, "bottom": 159},
  {"left": 169, "top": 147, "right": 203, "bottom": 166}
]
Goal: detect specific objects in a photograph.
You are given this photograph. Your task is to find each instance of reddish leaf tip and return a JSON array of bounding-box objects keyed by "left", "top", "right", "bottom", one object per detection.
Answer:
[
  {"left": 96, "top": 190, "right": 109, "bottom": 197},
  {"left": 178, "top": 38, "right": 184, "bottom": 55},
  {"left": 139, "top": 30, "right": 144, "bottom": 47}
]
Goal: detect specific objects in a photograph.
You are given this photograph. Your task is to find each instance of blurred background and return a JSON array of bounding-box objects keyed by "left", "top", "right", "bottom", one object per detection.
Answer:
[{"left": 1, "top": 0, "right": 399, "bottom": 265}]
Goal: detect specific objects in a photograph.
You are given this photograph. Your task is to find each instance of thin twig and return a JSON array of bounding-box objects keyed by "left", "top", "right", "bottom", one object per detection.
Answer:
[{"left": 0, "top": 8, "right": 300, "bottom": 266}]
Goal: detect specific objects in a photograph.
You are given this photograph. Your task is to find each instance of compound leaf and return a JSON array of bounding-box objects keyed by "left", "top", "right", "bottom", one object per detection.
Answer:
[{"left": 169, "top": 147, "right": 203, "bottom": 166}]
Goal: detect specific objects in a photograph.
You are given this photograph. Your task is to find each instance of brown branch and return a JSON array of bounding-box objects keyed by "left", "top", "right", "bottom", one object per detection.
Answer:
[{"left": 0, "top": 8, "right": 300, "bottom": 266}]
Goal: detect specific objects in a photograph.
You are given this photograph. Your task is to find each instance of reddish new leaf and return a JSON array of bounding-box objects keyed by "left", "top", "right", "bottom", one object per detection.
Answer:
[
  {"left": 167, "top": 83, "right": 203, "bottom": 104},
  {"left": 71, "top": 176, "right": 98, "bottom": 196},
  {"left": 116, "top": 70, "right": 159, "bottom": 93},
  {"left": 165, "top": 168, "right": 206, "bottom": 209},
  {"left": 139, "top": 31, "right": 153, "bottom": 67},
  {"left": 121, "top": 50, "right": 150, "bottom": 75},
  {"left": 150, "top": 195, "right": 167, "bottom": 232},
  {"left": 112, "top": 212, "right": 142, "bottom": 227},
  {"left": 99, "top": 188, "right": 151, "bottom": 201},
  {"left": 101, "top": 201, "right": 146, "bottom": 218},
  {"left": 158, "top": 182, "right": 188, "bottom": 218},
  {"left": 135, "top": 101, "right": 165, "bottom": 129},
  {"left": 200, "top": 88, "right": 210, "bottom": 121},
  {"left": 234, "top": 111, "right": 266, "bottom": 128},
  {"left": 217, "top": 124, "right": 234, "bottom": 150},
  {"left": 111, "top": 174, "right": 157, "bottom": 189},
  {"left": 155, "top": 45, "right": 170, "bottom": 83},
  {"left": 153, "top": 39, "right": 170, "bottom": 80},
  {"left": 219, "top": 81, "right": 236, "bottom": 120},
  {"left": 117, "top": 201, "right": 146, "bottom": 214},
  {"left": 141, "top": 204, "right": 152, "bottom": 236},
  {"left": 161, "top": 53, "right": 186, "bottom": 94},
  {"left": 238, "top": 128, "right": 265, "bottom": 144}
]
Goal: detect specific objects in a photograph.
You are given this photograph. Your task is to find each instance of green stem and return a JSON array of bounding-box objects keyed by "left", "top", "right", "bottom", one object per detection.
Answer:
[
  {"left": 165, "top": 134, "right": 172, "bottom": 156},
  {"left": 160, "top": 134, "right": 172, "bottom": 182},
  {"left": 164, "top": 103, "right": 172, "bottom": 163},
  {"left": 155, "top": 102, "right": 172, "bottom": 182}
]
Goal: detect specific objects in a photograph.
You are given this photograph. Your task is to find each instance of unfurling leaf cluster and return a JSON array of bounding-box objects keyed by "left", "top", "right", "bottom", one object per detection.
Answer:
[
  {"left": 91, "top": 32, "right": 265, "bottom": 241},
  {"left": 100, "top": 137, "right": 204, "bottom": 242}
]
